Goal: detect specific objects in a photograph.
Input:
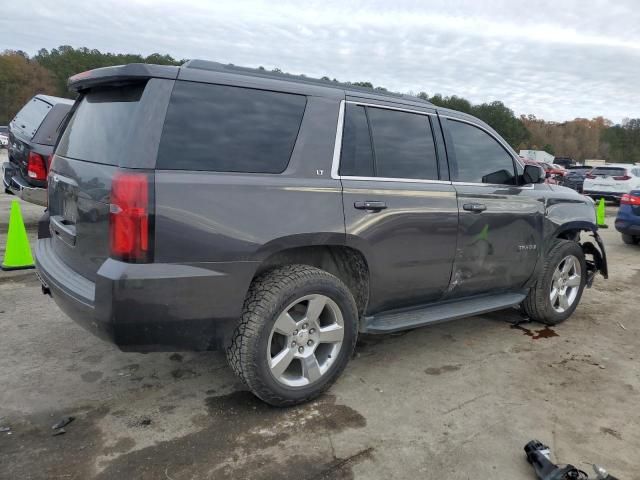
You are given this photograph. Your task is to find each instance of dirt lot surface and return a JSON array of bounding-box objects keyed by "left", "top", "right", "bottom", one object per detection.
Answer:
[{"left": 1, "top": 148, "right": 638, "bottom": 479}]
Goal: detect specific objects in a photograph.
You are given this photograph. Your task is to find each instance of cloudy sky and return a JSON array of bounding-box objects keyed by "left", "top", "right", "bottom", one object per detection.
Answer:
[{"left": 2, "top": 0, "right": 639, "bottom": 122}]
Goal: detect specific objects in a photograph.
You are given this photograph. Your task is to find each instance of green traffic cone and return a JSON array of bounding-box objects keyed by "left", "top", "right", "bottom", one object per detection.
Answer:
[
  {"left": 596, "top": 198, "right": 608, "bottom": 229},
  {"left": 2, "top": 200, "right": 35, "bottom": 270}
]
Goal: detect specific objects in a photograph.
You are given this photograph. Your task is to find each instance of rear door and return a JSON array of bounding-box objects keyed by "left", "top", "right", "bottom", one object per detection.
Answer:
[
  {"left": 48, "top": 79, "right": 173, "bottom": 280},
  {"left": 440, "top": 115, "right": 542, "bottom": 297},
  {"left": 338, "top": 101, "right": 458, "bottom": 313}
]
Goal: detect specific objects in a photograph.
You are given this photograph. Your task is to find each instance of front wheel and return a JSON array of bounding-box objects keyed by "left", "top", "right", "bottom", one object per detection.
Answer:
[
  {"left": 521, "top": 239, "right": 586, "bottom": 325},
  {"left": 226, "top": 265, "right": 358, "bottom": 406}
]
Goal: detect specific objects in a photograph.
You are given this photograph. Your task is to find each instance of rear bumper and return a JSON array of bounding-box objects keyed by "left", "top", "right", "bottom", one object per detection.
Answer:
[
  {"left": 35, "top": 237, "right": 257, "bottom": 351},
  {"left": 2, "top": 161, "right": 47, "bottom": 206},
  {"left": 583, "top": 190, "right": 624, "bottom": 201},
  {"left": 614, "top": 216, "right": 640, "bottom": 236}
]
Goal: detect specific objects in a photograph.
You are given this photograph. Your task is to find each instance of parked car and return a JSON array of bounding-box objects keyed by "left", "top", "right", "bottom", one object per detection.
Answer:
[
  {"left": 0, "top": 126, "right": 8, "bottom": 148},
  {"left": 560, "top": 166, "right": 592, "bottom": 193},
  {"left": 614, "top": 190, "right": 640, "bottom": 245},
  {"left": 583, "top": 164, "right": 640, "bottom": 203},
  {"left": 523, "top": 159, "right": 559, "bottom": 184},
  {"left": 36, "top": 61, "right": 608, "bottom": 406},
  {"left": 2, "top": 95, "right": 73, "bottom": 205},
  {"left": 553, "top": 157, "right": 575, "bottom": 169}
]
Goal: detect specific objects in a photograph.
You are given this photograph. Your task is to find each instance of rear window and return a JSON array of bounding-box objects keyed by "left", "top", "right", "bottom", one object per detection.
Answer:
[
  {"left": 12, "top": 98, "right": 52, "bottom": 139},
  {"left": 591, "top": 167, "right": 627, "bottom": 176},
  {"left": 157, "top": 82, "right": 307, "bottom": 173},
  {"left": 56, "top": 79, "right": 173, "bottom": 168}
]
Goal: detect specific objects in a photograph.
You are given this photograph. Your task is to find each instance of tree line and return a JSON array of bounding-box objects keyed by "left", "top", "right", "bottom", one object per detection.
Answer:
[{"left": 1, "top": 46, "right": 639, "bottom": 164}]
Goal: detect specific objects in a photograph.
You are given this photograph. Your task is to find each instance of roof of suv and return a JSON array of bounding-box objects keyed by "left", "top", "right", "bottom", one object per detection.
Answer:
[
  {"left": 68, "top": 60, "right": 435, "bottom": 109},
  {"left": 182, "top": 59, "right": 433, "bottom": 107},
  {"left": 67, "top": 60, "right": 518, "bottom": 158}
]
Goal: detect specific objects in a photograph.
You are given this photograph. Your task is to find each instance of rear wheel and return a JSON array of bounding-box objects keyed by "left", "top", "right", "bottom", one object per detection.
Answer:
[
  {"left": 521, "top": 240, "right": 586, "bottom": 325},
  {"left": 621, "top": 234, "right": 638, "bottom": 245},
  {"left": 226, "top": 265, "right": 358, "bottom": 406}
]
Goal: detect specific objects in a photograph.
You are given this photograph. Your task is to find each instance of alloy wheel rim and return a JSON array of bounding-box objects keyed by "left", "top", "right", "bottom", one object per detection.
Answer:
[
  {"left": 267, "top": 294, "right": 345, "bottom": 388},
  {"left": 550, "top": 255, "right": 581, "bottom": 313}
]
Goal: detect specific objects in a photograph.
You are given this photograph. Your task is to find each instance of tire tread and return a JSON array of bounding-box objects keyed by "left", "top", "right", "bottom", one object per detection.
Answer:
[{"left": 226, "top": 264, "right": 357, "bottom": 407}]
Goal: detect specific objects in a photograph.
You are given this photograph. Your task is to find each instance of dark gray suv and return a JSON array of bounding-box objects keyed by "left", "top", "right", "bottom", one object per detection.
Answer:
[{"left": 36, "top": 61, "right": 607, "bottom": 406}]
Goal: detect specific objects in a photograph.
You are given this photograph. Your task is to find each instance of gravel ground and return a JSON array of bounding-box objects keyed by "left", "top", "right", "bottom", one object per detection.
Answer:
[{"left": 0, "top": 148, "right": 638, "bottom": 479}]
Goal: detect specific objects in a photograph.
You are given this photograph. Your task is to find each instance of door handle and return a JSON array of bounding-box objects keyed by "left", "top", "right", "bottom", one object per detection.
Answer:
[
  {"left": 463, "top": 203, "right": 487, "bottom": 213},
  {"left": 354, "top": 201, "right": 387, "bottom": 212},
  {"left": 50, "top": 215, "right": 77, "bottom": 246}
]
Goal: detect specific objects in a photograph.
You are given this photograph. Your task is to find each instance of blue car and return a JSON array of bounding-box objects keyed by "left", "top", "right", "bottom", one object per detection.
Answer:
[{"left": 615, "top": 190, "right": 640, "bottom": 244}]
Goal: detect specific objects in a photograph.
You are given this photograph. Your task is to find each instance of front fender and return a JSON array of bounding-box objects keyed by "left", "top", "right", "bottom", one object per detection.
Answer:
[{"left": 535, "top": 194, "right": 607, "bottom": 286}]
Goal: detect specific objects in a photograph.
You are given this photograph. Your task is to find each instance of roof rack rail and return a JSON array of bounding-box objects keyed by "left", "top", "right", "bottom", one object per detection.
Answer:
[{"left": 182, "top": 59, "right": 432, "bottom": 105}]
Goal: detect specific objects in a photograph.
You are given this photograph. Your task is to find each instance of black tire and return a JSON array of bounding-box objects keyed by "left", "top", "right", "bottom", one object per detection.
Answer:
[
  {"left": 521, "top": 239, "right": 586, "bottom": 325},
  {"left": 621, "top": 234, "right": 637, "bottom": 245},
  {"left": 226, "top": 264, "right": 358, "bottom": 407}
]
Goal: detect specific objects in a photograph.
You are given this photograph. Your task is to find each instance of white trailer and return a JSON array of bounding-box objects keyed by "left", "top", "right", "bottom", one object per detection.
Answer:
[{"left": 519, "top": 150, "right": 555, "bottom": 164}]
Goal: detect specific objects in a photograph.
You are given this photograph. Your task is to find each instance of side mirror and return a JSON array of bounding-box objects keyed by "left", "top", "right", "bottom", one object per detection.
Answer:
[{"left": 523, "top": 164, "right": 545, "bottom": 184}]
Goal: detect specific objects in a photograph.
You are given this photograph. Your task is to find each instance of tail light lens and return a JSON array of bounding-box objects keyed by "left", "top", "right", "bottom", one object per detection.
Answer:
[
  {"left": 110, "top": 171, "right": 152, "bottom": 263},
  {"left": 586, "top": 174, "right": 596, "bottom": 179},
  {"left": 621, "top": 193, "right": 640, "bottom": 206},
  {"left": 613, "top": 175, "right": 632, "bottom": 181},
  {"left": 27, "top": 152, "right": 47, "bottom": 181}
]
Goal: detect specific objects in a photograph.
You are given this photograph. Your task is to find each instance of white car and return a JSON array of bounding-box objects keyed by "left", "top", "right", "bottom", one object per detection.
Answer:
[{"left": 583, "top": 164, "right": 640, "bottom": 203}]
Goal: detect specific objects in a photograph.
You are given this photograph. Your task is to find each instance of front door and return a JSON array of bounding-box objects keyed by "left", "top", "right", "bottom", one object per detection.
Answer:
[
  {"left": 440, "top": 115, "right": 542, "bottom": 298},
  {"left": 338, "top": 102, "right": 458, "bottom": 313}
]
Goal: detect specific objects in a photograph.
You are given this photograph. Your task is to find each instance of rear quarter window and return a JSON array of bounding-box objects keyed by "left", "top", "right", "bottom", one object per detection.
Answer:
[
  {"left": 156, "top": 82, "right": 307, "bottom": 173},
  {"left": 56, "top": 79, "right": 174, "bottom": 168}
]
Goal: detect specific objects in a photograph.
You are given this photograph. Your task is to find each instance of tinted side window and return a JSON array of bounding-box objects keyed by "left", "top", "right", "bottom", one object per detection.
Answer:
[
  {"left": 157, "top": 82, "right": 306, "bottom": 173},
  {"left": 339, "top": 104, "right": 374, "bottom": 177},
  {"left": 367, "top": 107, "right": 438, "bottom": 180},
  {"left": 447, "top": 120, "right": 516, "bottom": 184},
  {"left": 12, "top": 98, "right": 52, "bottom": 139}
]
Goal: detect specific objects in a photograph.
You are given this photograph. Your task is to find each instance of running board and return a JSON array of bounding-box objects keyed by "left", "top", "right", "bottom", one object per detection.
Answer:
[{"left": 362, "top": 292, "right": 527, "bottom": 334}]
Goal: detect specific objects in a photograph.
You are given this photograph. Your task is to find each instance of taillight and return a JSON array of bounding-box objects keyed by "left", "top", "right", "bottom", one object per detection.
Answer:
[
  {"left": 585, "top": 174, "right": 596, "bottom": 179},
  {"left": 613, "top": 175, "right": 632, "bottom": 181},
  {"left": 110, "top": 171, "right": 152, "bottom": 263},
  {"left": 621, "top": 193, "right": 640, "bottom": 206},
  {"left": 27, "top": 152, "right": 47, "bottom": 181}
]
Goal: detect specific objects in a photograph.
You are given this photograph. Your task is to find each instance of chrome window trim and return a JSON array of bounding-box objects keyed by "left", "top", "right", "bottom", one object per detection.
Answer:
[
  {"left": 330, "top": 101, "right": 532, "bottom": 188},
  {"left": 452, "top": 181, "right": 534, "bottom": 190},
  {"left": 343, "top": 176, "right": 452, "bottom": 185},
  {"left": 330, "top": 99, "right": 346, "bottom": 179},
  {"left": 346, "top": 100, "right": 435, "bottom": 117},
  {"left": 330, "top": 100, "right": 450, "bottom": 185}
]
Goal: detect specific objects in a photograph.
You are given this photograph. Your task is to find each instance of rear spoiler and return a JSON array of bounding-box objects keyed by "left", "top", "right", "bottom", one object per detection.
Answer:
[{"left": 68, "top": 63, "right": 179, "bottom": 92}]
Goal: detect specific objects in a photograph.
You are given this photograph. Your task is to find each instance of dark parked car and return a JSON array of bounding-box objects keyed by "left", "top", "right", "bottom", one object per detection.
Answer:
[
  {"left": 3, "top": 95, "right": 73, "bottom": 205},
  {"left": 553, "top": 157, "right": 575, "bottom": 169},
  {"left": 560, "top": 166, "right": 592, "bottom": 193},
  {"left": 36, "top": 61, "right": 608, "bottom": 406},
  {"left": 0, "top": 126, "right": 8, "bottom": 148},
  {"left": 614, "top": 190, "right": 640, "bottom": 244}
]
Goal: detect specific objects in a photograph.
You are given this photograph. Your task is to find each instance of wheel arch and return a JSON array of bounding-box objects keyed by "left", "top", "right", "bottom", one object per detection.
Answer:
[
  {"left": 546, "top": 221, "right": 608, "bottom": 283},
  {"left": 253, "top": 244, "right": 370, "bottom": 319}
]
